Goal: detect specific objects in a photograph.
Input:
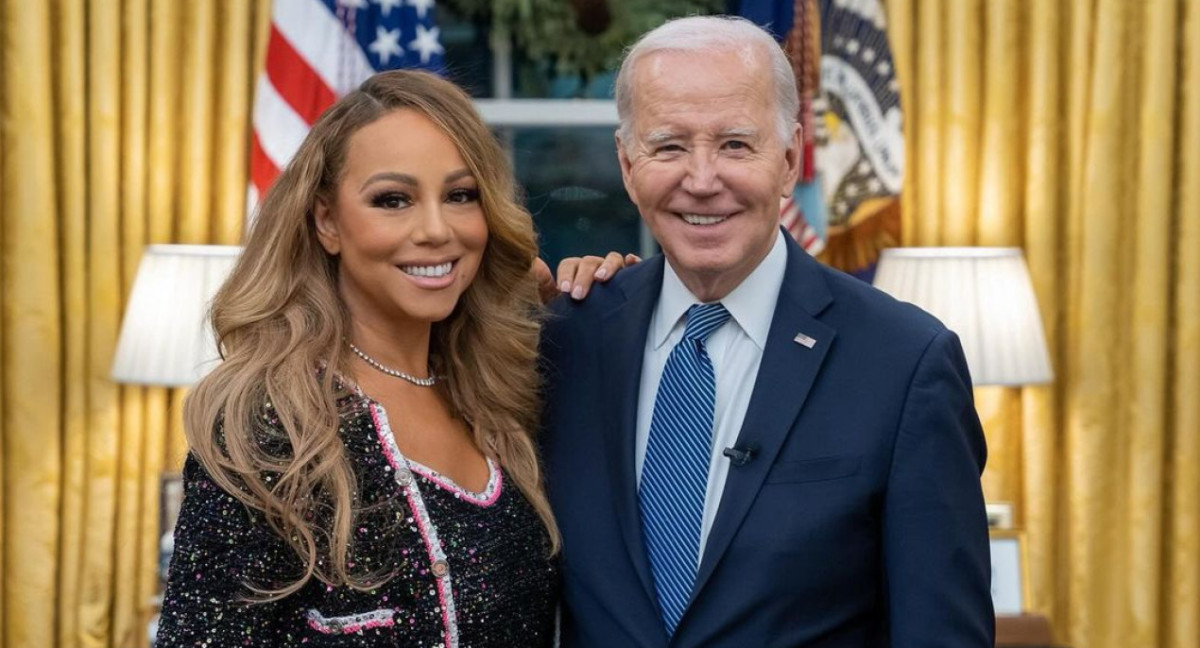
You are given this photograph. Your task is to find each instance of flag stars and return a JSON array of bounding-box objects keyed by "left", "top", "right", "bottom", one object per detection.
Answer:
[
  {"left": 408, "top": 24, "right": 444, "bottom": 64},
  {"left": 372, "top": 0, "right": 404, "bottom": 15},
  {"left": 369, "top": 26, "right": 404, "bottom": 66},
  {"left": 407, "top": 0, "right": 436, "bottom": 20}
]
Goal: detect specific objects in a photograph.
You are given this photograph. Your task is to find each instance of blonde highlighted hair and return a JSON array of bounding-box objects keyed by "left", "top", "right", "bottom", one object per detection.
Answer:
[{"left": 184, "top": 70, "right": 556, "bottom": 598}]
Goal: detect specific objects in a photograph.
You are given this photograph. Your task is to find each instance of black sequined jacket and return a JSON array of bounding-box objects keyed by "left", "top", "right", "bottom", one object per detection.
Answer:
[{"left": 156, "top": 392, "right": 558, "bottom": 647}]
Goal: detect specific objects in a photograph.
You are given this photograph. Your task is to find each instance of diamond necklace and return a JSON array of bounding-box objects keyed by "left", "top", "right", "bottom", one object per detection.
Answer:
[{"left": 346, "top": 341, "right": 438, "bottom": 387}]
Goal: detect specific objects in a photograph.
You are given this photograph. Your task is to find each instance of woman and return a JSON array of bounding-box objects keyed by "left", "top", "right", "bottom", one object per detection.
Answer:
[{"left": 157, "top": 70, "right": 609, "bottom": 647}]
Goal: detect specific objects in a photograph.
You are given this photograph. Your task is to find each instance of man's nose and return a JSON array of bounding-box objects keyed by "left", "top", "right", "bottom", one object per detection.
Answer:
[{"left": 681, "top": 152, "right": 722, "bottom": 196}]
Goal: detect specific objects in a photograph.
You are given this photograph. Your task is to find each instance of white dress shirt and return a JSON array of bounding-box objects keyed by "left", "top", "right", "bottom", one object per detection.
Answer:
[{"left": 635, "top": 230, "right": 787, "bottom": 562}]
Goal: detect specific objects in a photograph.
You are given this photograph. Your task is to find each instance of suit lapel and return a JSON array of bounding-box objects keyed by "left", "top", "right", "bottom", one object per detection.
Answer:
[
  {"left": 599, "top": 257, "right": 664, "bottom": 611},
  {"left": 688, "top": 236, "right": 837, "bottom": 604}
]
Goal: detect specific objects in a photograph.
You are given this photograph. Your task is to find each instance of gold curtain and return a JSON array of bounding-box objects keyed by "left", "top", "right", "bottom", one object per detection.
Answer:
[
  {"left": 0, "top": 1, "right": 270, "bottom": 646},
  {"left": 889, "top": 0, "right": 1200, "bottom": 646}
]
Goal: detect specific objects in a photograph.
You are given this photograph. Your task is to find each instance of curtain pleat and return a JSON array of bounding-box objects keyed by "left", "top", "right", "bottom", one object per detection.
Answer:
[
  {"left": 0, "top": 0, "right": 6, "bottom": 636},
  {"left": 79, "top": 1, "right": 123, "bottom": 646},
  {"left": 1020, "top": 0, "right": 1064, "bottom": 628},
  {"left": 1, "top": 1, "right": 63, "bottom": 647},
  {"left": 941, "top": 0, "right": 980, "bottom": 247},
  {"left": 1168, "top": 5, "right": 1200, "bottom": 647},
  {"left": 977, "top": 0, "right": 1021, "bottom": 246},
  {"left": 179, "top": 0, "right": 217, "bottom": 246},
  {"left": 913, "top": 0, "right": 943, "bottom": 244},
  {"left": 53, "top": 0, "right": 88, "bottom": 646},
  {"left": 147, "top": 0, "right": 181, "bottom": 246},
  {"left": 1067, "top": 0, "right": 1132, "bottom": 642},
  {"left": 214, "top": 0, "right": 253, "bottom": 246},
  {"left": 1126, "top": 1, "right": 1179, "bottom": 645},
  {"left": 885, "top": 0, "right": 915, "bottom": 246},
  {"left": 137, "top": 388, "right": 170, "bottom": 647},
  {"left": 113, "top": 0, "right": 152, "bottom": 644}
]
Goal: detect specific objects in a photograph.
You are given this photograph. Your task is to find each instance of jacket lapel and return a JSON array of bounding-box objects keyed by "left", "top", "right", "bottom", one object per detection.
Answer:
[
  {"left": 688, "top": 236, "right": 837, "bottom": 604},
  {"left": 599, "top": 257, "right": 665, "bottom": 613}
]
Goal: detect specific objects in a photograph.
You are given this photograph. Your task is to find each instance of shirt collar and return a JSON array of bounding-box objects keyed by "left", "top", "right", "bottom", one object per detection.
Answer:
[{"left": 652, "top": 229, "right": 787, "bottom": 351}]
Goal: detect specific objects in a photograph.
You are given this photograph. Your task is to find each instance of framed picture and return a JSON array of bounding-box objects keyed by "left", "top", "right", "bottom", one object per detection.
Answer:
[
  {"left": 986, "top": 501, "right": 1015, "bottom": 530},
  {"left": 989, "top": 530, "right": 1030, "bottom": 615}
]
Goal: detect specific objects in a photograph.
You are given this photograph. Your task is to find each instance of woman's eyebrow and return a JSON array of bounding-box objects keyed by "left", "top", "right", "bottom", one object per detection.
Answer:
[
  {"left": 444, "top": 168, "right": 474, "bottom": 183},
  {"left": 360, "top": 172, "right": 418, "bottom": 191}
]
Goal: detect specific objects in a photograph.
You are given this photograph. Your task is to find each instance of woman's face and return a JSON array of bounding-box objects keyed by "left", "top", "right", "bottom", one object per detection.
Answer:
[{"left": 315, "top": 108, "right": 489, "bottom": 333}]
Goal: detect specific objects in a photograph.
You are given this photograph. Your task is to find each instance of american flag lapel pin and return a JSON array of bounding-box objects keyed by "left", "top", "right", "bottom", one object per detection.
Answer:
[{"left": 793, "top": 332, "right": 817, "bottom": 349}]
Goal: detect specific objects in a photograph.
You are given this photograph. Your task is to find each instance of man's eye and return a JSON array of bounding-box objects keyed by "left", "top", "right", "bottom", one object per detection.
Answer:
[
  {"left": 724, "top": 140, "right": 748, "bottom": 150},
  {"left": 655, "top": 144, "right": 684, "bottom": 154},
  {"left": 447, "top": 188, "right": 481, "bottom": 204},
  {"left": 370, "top": 192, "right": 410, "bottom": 209}
]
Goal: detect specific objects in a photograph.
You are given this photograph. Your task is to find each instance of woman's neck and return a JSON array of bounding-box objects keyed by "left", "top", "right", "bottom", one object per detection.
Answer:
[{"left": 346, "top": 318, "right": 434, "bottom": 378}]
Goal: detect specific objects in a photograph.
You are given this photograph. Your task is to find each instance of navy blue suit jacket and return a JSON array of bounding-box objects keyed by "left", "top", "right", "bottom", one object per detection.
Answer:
[{"left": 540, "top": 233, "right": 994, "bottom": 647}]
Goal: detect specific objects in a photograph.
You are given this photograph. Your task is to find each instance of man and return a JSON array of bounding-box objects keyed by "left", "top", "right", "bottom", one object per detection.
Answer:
[{"left": 540, "top": 15, "right": 994, "bottom": 647}]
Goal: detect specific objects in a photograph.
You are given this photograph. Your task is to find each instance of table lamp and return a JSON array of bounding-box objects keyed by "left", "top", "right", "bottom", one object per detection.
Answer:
[
  {"left": 872, "top": 247, "right": 1053, "bottom": 386},
  {"left": 110, "top": 244, "right": 240, "bottom": 387}
]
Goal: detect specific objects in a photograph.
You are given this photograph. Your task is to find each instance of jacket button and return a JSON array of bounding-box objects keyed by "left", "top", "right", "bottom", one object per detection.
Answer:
[{"left": 431, "top": 559, "right": 449, "bottom": 577}]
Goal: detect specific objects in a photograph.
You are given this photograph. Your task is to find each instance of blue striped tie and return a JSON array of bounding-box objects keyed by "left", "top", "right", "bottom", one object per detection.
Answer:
[{"left": 639, "top": 302, "right": 731, "bottom": 636}]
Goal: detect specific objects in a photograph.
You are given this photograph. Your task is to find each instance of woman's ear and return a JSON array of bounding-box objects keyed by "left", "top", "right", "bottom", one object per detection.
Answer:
[{"left": 314, "top": 199, "right": 340, "bottom": 255}]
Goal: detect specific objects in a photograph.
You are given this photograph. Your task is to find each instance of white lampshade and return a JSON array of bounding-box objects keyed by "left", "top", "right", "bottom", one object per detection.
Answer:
[
  {"left": 872, "top": 247, "right": 1053, "bottom": 386},
  {"left": 111, "top": 245, "right": 241, "bottom": 386}
]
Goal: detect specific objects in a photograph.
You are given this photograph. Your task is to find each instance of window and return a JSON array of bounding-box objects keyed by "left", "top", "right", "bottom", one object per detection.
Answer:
[{"left": 439, "top": 6, "right": 655, "bottom": 267}]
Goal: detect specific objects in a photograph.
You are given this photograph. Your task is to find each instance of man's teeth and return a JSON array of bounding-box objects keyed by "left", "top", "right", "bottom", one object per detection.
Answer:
[
  {"left": 682, "top": 213, "right": 728, "bottom": 226},
  {"left": 401, "top": 262, "right": 453, "bottom": 277}
]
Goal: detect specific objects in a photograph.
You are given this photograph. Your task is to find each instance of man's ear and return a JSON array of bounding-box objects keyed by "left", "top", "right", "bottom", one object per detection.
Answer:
[
  {"left": 313, "top": 199, "right": 340, "bottom": 255},
  {"left": 615, "top": 131, "right": 639, "bottom": 206},
  {"left": 781, "top": 122, "right": 802, "bottom": 197}
]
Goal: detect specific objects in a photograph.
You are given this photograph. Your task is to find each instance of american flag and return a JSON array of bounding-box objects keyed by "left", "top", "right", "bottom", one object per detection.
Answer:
[{"left": 249, "top": 0, "right": 445, "bottom": 210}]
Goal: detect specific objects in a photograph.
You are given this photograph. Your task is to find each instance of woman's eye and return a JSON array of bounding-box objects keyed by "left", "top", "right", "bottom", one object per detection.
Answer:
[
  {"left": 655, "top": 144, "right": 684, "bottom": 154},
  {"left": 371, "top": 192, "right": 410, "bottom": 209},
  {"left": 724, "top": 140, "right": 748, "bottom": 150},
  {"left": 447, "top": 188, "right": 481, "bottom": 204}
]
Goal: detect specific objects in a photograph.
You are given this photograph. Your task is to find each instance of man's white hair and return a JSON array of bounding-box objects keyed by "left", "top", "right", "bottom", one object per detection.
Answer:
[{"left": 614, "top": 15, "right": 800, "bottom": 151}]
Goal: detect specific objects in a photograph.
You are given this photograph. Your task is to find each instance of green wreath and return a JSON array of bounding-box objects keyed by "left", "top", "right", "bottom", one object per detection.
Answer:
[{"left": 444, "top": 0, "right": 723, "bottom": 76}]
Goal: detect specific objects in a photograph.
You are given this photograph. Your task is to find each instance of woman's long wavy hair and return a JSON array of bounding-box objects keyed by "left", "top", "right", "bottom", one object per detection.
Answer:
[{"left": 184, "top": 70, "right": 556, "bottom": 599}]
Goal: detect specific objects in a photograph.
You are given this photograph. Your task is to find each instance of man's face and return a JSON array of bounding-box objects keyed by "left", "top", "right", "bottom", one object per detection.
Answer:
[{"left": 617, "top": 47, "right": 800, "bottom": 301}]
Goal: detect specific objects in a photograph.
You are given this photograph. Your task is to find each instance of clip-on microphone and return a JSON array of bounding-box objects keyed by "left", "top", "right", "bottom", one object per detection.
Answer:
[{"left": 722, "top": 445, "right": 757, "bottom": 467}]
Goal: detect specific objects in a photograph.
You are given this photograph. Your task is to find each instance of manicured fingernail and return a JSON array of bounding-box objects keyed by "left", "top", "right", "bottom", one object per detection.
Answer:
[
  {"left": 595, "top": 268, "right": 609, "bottom": 280},
  {"left": 572, "top": 286, "right": 585, "bottom": 299},
  {"left": 560, "top": 281, "right": 571, "bottom": 292}
]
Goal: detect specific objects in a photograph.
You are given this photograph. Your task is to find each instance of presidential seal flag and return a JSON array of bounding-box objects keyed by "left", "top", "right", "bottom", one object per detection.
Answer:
[
  {"left": 812, "top": 0, "right": 903, "bottom": 280},
  {"left": 249, "top": 0, "right": 446, "bottom": 211},
  {"left": 735, "top": 0, "right": 904, "bottom": 280}
]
